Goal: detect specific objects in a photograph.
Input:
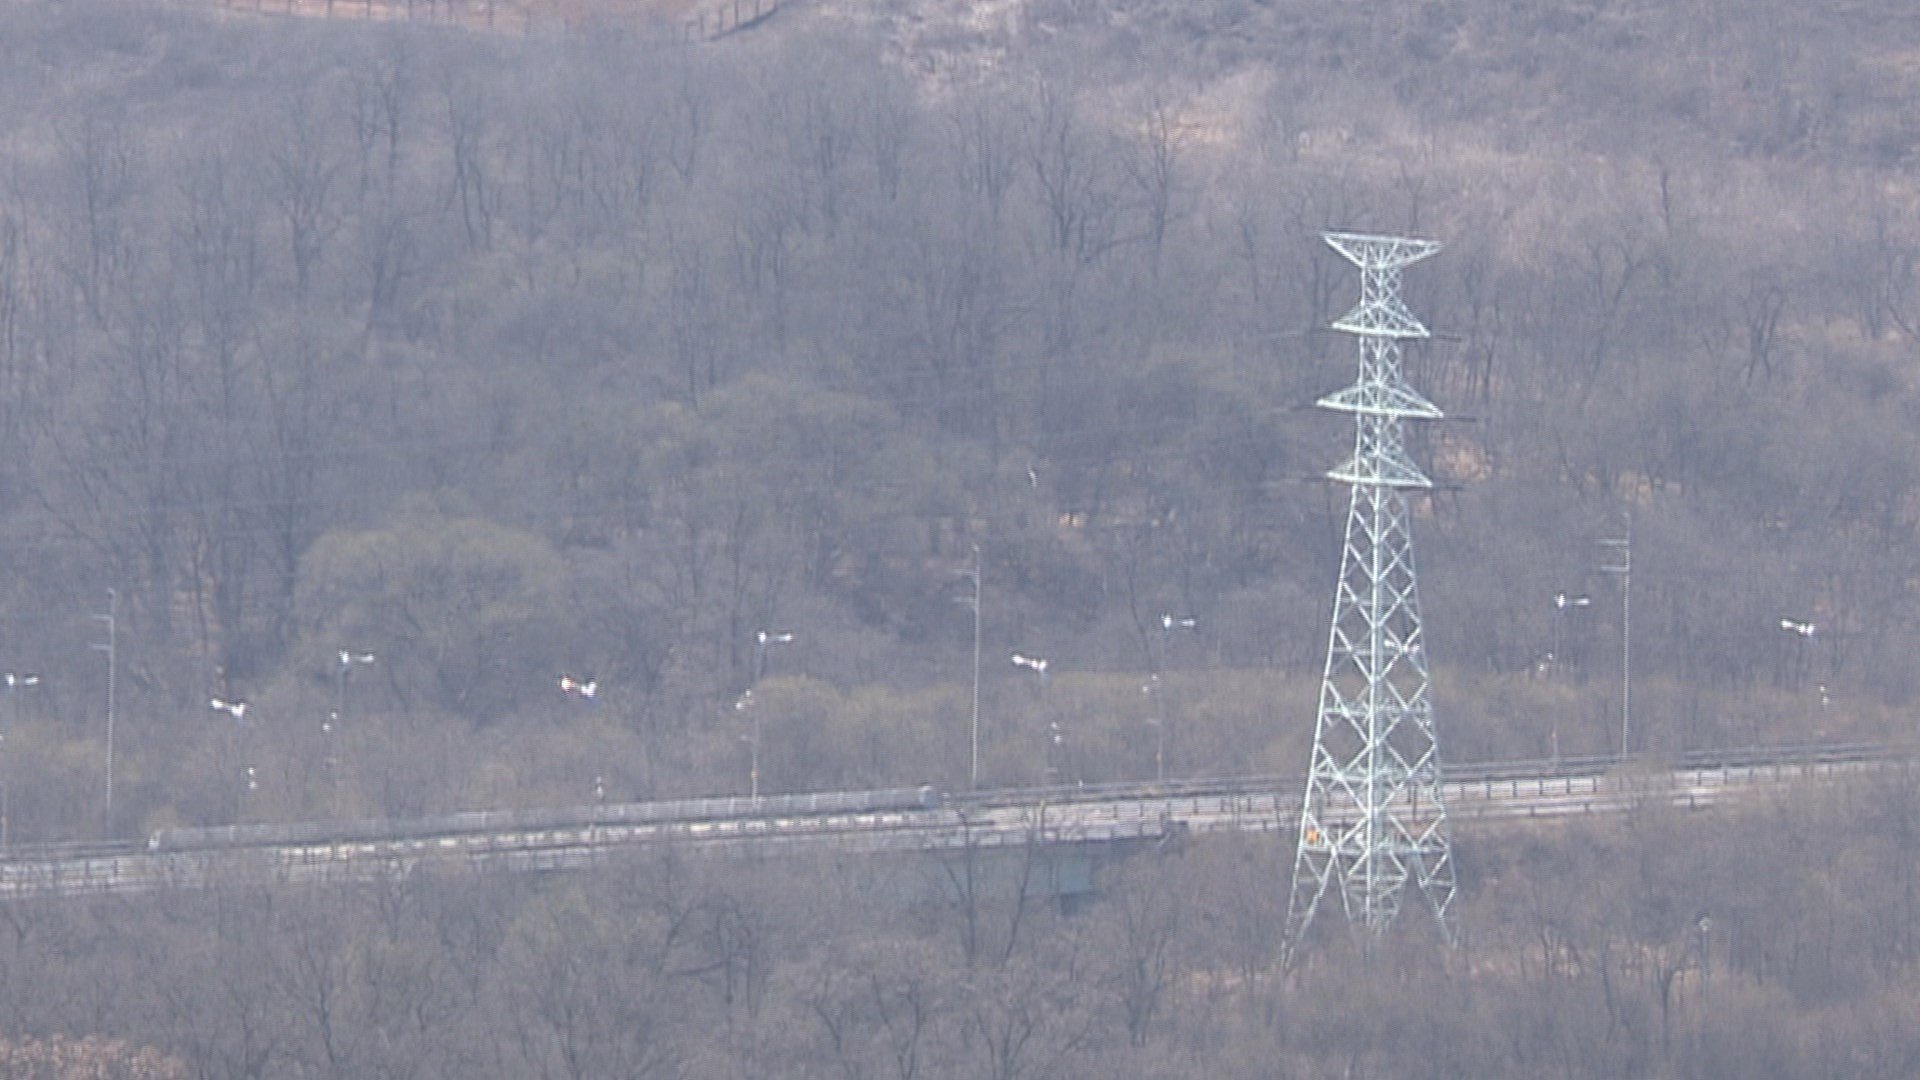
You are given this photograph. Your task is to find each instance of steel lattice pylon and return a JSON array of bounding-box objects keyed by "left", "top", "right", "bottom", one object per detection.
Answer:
[{"left": 1283, "top": 232, "right": 1457, "bottom": 956}]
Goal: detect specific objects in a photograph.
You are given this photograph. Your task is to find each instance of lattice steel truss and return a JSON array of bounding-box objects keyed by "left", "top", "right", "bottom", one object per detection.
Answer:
[{"left": 1283, "top": 232, "right": 1458, "bottom": 955}]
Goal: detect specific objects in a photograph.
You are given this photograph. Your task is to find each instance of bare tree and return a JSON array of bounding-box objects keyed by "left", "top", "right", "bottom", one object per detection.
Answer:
[{"left": 264, "top": 93, "right": 344, "bottom": 300}]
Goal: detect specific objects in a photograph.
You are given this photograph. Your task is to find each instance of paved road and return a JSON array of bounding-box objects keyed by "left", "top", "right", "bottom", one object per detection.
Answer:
[{"left": 0, "top": 747, "right": 1895, "bottom": 900}]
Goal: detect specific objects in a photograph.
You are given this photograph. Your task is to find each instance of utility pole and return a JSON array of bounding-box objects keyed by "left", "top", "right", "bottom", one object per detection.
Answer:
[{"left": 1284, "top": 232, "right": 1457, "bottom": 958}]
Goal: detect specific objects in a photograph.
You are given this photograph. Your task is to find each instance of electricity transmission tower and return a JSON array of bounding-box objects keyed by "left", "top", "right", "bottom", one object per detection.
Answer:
[{"left": 1283, "top": 232, "right": 1458, "bottom": 957}]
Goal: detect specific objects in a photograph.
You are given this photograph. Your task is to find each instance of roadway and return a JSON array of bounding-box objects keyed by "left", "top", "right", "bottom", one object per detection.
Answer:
[{"left": 0, "top": 743, "right": 1898, "bottom": 900}]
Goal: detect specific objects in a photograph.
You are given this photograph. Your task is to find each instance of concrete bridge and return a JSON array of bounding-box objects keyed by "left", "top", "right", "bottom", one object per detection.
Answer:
[{"left": 0, "top": 743, "right": 1894, "bottom": 901}]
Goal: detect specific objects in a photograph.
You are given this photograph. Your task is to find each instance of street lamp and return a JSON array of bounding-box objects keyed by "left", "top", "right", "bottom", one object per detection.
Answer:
[
  {"left": 1010, "top": 652, "right": 1049, "bottom": 679},
  {"left": 743, "top": 631, "right": 794, "bottom": 799},
  {"left": 1012, "top": 653, "right": 1053, "bottom": 784},
  {"left": 328, "top": 650, "right": 374, "bottom": 814},
  {"left": 1156, "top": 612, "right": 1198, "bottom": 674},
  {"left": 89, "top": 589, "right": 115, "bottom": 828},
  {"left": 956, "top": 547, "right": 982, "bottom": 790},
  {"left": 1142, "top": 676, "right": 1166, "bottom": 783},
  {"left": 212, "top": 696, "right": 253, "bottom": 821},
  {"left": 240, "top": 763, "right": 259, "bottom": 821},
  {"left": 1548, "top": 593, "right": 1591, "bottom": 761},
  {"left": 4, "top": 672, "right": 41, "bottom": 736},
  {"left": 1550, "top": 594, "right": 1592, "bottom": 673},
  {"left": 1598, "top": 520, "right": 1632, "bottom": 757},
  {"left": 754, "top": 630, "right": 795, "bottom": 684},
  {"left": 735, "top": 690, "right": 760, "bottom": 801},
  {"left": 1777, "top": 616, "right": 1819, "bottom": 705},
  {"left": 333, "top": 649, "right": 376, "bottom": 725},
  {"left": 1, "top": 673, "right": 39, "bottom": 849},
  {"left": 592, "top": 774, "right": 607, "bottom": 847}
]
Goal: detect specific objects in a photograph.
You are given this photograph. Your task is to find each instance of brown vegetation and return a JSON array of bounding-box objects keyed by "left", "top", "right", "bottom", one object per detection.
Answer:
[
  {"left": 0, "top": 0, "right": 1913, "bottom": 837},
  {"left": 0, "top": 777, "right": 1914, "bottom": 1077},
  {"left": 0, "top": 8, "right": 1911, "bottom": 1072}
]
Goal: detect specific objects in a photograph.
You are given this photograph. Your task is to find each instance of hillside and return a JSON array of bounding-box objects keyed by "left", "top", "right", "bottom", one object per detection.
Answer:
[
  {"left": 0, "top": 0, "right": 1914, "bottom": 832},
  {"left": 3, "top": 0, "right": 1920, "bottom": 1075}
]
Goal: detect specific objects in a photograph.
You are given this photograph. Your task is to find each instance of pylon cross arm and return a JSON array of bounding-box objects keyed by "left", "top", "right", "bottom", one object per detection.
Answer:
[
  {"left": 1331, "top": 296, "right": 1432, "bottom": 339},
  {"left": 1323, "top": 231, "right": 1442, "bottom": 270}
]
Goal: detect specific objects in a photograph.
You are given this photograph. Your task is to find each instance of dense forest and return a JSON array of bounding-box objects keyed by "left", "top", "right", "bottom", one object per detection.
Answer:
[
  {"left": 6, "top": 777, "right": 1920, "bottom": 1078},
  {"left": 0, "top": 0, "right": 1912, "bottom": 839},
  {"left": 2, "top": 0, "right": 1920, "bottom": 1073}
]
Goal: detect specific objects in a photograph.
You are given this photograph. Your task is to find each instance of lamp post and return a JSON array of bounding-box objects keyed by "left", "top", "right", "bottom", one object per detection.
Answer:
[
  {"left": 1778, "top": 617, "right": 1818, "bottom": 720},
  {"left": 1778, "top": 617, "right": 1815, "bottom": 690},
  {"left": 331, "top": 650, "right": 374, "bottom": 814},
  {"left": 744, "top": 631, "right": 794, "bottom": 800},
  {"left": 89, "top": 589, "right": 115, "bottom": 828},
  {"left": 592, "top": 774, "right": 606, "bottom": 848},
  {"left": 240, "top": 763, "right": 259, "bottom": 821},
  {"left": 1777, "top": 620, "right": 1832, "bottom": 720},
  {"left": 1598, "top": 520, "right": 1632, "bottom": 757},
  {"left": 1142, "top": 675, "right": 1166, "bottom": 783},
  {"left": 210, "top": 695, "right": 253, "bottom": 821},
  {"left": 334, "top": 650, "right": 376, "bottom": 724},
  {"left": 1156, "top": 611, "right": 1198, "bottom": 676},
  {"left": 1549, "top": 592, "right": 1591, "bottom": 761},
  {"left": 1695, "top": 911, "right": 1713, "bottom": 995},
  {"left": 753, "top": 630, "right": 795, "bottom": 684},
  {"left": 1, "top": 672, "right": 39, "bottom": 848},
  {"left": 956, "top": 547, "right": 982, "bottom": 790},
  {"left": 1012, "top": 653, "right": 1052, "bottom": 783},
  {"left": 1551, "top": 592, "right": 1592, "bottom": 667},
  {"left": 1010, "top": 652, "right": 1049, "bottom": 681},
  {"left": 208, "top": 695, "right": 255, "bottom": 821},
  {"left": 735, "top": 690, "right": 760, "bottom": 802},
  {"left": 3, "top": 673, "right": 39, "bottom": 731}
]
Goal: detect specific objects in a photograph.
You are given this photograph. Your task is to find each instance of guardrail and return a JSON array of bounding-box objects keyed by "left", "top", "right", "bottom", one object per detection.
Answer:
[
  {"left": 0, "top": 742, "right": 1905, "bottom": 901},
  {"left": 954, "top": 741, "right": 1900, "bottom": 812}
]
